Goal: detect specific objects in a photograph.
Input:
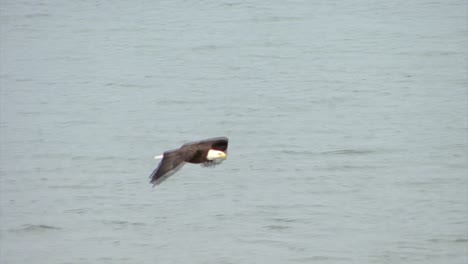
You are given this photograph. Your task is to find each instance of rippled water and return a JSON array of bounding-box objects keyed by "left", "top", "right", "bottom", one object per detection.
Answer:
[{"left": 1, "top": 0, "right": 467, "bottom": 263}]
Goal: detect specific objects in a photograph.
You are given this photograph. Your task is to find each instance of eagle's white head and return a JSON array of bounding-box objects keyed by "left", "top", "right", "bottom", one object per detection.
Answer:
[{"left": 206, "top": 149, "right": 227, "bottom": 160}]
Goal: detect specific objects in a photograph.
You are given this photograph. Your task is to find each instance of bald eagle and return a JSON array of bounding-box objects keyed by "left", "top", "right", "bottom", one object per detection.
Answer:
[{"left": 149, "top": 137, "right": 229, "bottom": 187}]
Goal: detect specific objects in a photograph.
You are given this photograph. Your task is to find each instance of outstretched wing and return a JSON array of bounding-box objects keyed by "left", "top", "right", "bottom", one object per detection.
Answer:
[
  {"left": 183, "top": 136, "right": 229, "bottom": 152},
  {"left": 149, "top": 150, "right": 188, "bottom": 187}
]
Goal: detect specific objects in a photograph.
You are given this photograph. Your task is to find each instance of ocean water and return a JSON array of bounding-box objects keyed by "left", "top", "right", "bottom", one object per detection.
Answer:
[{"left": 1, "top": 0, "right": 467, "bottom": 263}]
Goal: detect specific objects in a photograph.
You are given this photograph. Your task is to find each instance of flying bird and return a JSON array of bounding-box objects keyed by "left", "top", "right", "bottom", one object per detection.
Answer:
[{"left": 149, "top": 137, "right": 229, "bottom": 187}]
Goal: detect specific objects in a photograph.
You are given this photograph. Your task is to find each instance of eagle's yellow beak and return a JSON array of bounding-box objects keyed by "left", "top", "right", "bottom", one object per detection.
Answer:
[{"left": 220, "top": 152, "right": 227, "bottom": 159}]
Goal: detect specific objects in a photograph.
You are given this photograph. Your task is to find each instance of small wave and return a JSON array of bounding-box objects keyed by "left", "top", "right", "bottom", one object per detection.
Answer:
[
  {"left": 104, "top": 82, "right": 149, "bottom": 88},
  {"left": 191, "top": 44, "right": 226, "bottom": 51},
  {"left": 102, "top": 220, "right": 147, "bottom": 227},
  {"left": 49, "top": 184, "right": 103, "bottom": 189},
  {"left": 428, "top": 237, "right": 468, "bottom": 243},
  {"left": 270, "top": 217, "right": 297, "bottom": 223},
  {"left": 281, "top": 150, "right": 319, "bottom": 156},
  {"left": 158, "top": 100, "right": 189, "bottom": 105},
  {"left": 281, "top": 148, "right": 389, "bottom": 156},
  {"left": 25, "top": 13, "right": 50, "bottom": 18},
  {"left": 322, "top": 149, "right": 376, "bottom": 155},
  {"left": 11, "top": 224, "right": 61, "bottom": 232},
  {"left": 314, "top": 164, "right": 385, "bottom": 171},
  {"left": 264, "top": 224, "right": 290, "bottom": 230},
  {"left": 95, "top": 156, "right": 120, "bottom": 161},
  {"left": 292, "top": 256, "right": 350, "bottom": 262},
  {"left": 64, "top": 208, "right": 89, "bottom": 214}
]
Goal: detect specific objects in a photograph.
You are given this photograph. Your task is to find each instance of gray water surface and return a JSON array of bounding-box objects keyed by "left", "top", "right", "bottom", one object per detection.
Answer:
[{"left": 1, "top": 0, "right": 467, "bottom": 263}]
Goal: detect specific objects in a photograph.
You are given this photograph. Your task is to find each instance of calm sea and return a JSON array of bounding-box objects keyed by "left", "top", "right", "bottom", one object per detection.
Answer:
[{"left": 1, "top": 0, "right": 467, "bottom": 263}]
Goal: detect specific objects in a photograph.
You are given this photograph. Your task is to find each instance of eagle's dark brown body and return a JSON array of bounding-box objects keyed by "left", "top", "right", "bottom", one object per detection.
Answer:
[{"left": 149, "top": 137, "right": 228, "bottom": 186}]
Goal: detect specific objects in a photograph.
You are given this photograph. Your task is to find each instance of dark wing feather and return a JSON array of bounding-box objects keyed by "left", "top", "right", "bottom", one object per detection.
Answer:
[
  {"left": 149, "top": 150, "right": 189, "bottom": 187},
  {"left": 182, "top": 137, "right": 229, "bottom": 152},
  {"left": 210, "top": 137, "right": 228, "bottom": 152}
]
